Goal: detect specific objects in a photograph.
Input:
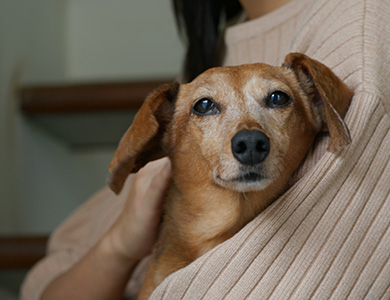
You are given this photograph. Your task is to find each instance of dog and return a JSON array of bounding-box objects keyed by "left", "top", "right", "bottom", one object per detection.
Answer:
[{"left": 109, "top": 53, "right": 353, "bottom": 299}]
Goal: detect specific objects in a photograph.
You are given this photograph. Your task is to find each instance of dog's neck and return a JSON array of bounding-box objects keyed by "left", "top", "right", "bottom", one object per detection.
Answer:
[{"left": 163, "top": 171, "right": 276, "bottom": 258}]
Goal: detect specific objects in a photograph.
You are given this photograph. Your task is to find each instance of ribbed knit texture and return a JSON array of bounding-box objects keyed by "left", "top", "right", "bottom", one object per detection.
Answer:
[
  {"left": 21, "top": 0, "right": 390, "bottom": 299},
  {"left": 149, "top": 0, "right": 390, "bottom": 298}
]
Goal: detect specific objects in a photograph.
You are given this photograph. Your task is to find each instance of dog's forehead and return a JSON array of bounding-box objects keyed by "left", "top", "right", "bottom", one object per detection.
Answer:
[{"left": 181, "top": 63, "right": 294, "bottom": 100}]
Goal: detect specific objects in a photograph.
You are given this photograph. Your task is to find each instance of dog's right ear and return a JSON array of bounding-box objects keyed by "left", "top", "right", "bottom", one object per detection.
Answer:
[{"left": 108, "top": 82, "right": 180, "bottom": 194}]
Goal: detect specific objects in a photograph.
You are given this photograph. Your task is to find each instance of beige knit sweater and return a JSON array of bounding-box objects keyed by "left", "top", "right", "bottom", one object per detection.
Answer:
[{"left": 22, "top": 0, "right": 390, "bottom": 299}]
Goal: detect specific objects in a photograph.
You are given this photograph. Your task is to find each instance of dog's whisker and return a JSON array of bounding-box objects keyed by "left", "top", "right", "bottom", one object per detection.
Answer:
[{"left": 242, "top": 192, "right": 249, "bottom": 201}]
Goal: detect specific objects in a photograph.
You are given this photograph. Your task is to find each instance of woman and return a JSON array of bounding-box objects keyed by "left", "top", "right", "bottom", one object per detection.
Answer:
[{"left": 22, "top": 0, "right": 390, "bottom": 299}]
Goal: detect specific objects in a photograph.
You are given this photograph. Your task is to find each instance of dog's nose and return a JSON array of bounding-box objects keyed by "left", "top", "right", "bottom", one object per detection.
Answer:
[{"left": 231, "top": 130, "right": 270, "bottom": 166}]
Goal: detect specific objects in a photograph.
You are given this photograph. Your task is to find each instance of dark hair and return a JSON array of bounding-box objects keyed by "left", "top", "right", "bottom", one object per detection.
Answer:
[{"left": 173, "top": 0, "right": 242, "bottom": 82}]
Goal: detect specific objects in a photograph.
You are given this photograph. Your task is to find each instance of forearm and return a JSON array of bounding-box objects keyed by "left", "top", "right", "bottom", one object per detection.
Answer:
[
  {"left": 39, "top": 158, "right": 171, "bottom": 300},
  {"left": 40, "top": 234, "right": 137, "bottom": 300}
]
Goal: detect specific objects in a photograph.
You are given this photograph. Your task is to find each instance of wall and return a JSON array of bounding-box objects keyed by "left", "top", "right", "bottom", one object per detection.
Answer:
[
  {"left": 0, "top": 0, "right": 184, "bottom": 235},
  {"left": 66, "top": 0, "right": 183, "bottom": 80},
  {"left": 0, "top": 0, "right": 67, "bottom": 234}
]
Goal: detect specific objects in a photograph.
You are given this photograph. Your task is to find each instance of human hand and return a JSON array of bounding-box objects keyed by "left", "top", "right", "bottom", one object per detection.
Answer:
[{"left": 104, "top": 157, "right": 172, "bottom": 262}]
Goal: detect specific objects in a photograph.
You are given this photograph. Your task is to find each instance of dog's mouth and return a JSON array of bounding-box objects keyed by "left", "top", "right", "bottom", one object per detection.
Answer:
[
  {"left": 235, "top": 172, "right": 264, "bottom": 182},
  {"left": 215, "top": 169, "right": 270, "bottom": 192},
  {"left": 216, "top": 171, "right": 265, "bottom": 183}
]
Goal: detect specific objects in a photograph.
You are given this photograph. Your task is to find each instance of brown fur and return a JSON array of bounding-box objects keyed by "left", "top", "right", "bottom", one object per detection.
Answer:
[{"left": 109, "top": 53, "right": 353, "bottom": 299}]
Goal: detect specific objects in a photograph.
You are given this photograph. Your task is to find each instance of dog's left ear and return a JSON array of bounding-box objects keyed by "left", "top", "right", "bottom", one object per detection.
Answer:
[
  {"left": 283, "top": 53, "right": 354, "bottom": 152},
  {"left": 108, "top": 82, "right": 180, "bottom": 194}
]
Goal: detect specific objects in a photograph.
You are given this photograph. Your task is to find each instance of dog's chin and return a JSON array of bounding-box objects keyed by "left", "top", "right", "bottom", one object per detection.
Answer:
[{"left": 214, "top": 172, "right": 273, "bottom": 192}]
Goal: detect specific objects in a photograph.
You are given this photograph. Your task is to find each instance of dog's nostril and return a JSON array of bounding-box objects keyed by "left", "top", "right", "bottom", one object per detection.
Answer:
[
  {"left": 256, "top": 140, "right": 270, "bottom": 154},
  {"left": 236, "top": 142, "right": 247, "bottom": 154},
  {"left": 256, "top": 141, "right": 265, "bottom": 152},
  {"left": 231, "top": 130, "right": 270, "bottom": 166}
]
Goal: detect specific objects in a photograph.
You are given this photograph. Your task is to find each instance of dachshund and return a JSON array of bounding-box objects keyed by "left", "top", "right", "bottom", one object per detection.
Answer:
[{"left": 109, "top": 53, "right": 353, "bottom": 299}]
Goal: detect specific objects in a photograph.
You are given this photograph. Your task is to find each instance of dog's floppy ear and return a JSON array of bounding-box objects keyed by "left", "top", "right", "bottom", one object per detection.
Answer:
[
  {"left": 109, "top": 82, "right": 180, "bottom": 194},
  {"left": 284, "top": 53, "right": 354, "bottom": 152}
]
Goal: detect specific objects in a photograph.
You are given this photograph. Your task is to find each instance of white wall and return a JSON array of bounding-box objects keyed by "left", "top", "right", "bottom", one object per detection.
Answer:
[
  {"left": 66, "top": 0, "right": 184, "bottom": 80},
  {"left": 0, "top": 0, "right": 184, "bottom": 234},
  {"left": 0, "top": 0, "right": 67, "bottom": 234}
]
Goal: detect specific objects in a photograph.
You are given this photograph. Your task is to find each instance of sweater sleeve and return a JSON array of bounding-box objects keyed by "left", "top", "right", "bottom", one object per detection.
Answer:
[{"left": 20, "top": 178, "right": 131, "bottom": 300}]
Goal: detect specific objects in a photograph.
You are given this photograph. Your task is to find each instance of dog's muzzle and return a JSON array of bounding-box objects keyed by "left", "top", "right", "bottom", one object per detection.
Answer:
[{"left": 231, "top": 130, "right": 270, "bottom": 166}]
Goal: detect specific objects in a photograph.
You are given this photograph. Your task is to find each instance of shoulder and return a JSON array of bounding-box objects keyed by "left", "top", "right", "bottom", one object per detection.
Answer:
[{"left": 293, "top": 0, "right": 390, "bottom": 109}]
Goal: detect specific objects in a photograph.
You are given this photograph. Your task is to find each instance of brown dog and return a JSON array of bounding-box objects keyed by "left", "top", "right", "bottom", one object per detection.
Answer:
[{"left": 109, "top": 53, "right": 353, "bottom": 299}]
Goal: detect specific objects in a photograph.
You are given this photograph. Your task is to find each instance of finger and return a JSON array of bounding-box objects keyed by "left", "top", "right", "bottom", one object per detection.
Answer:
[
  {"left": 129, "top": 158, "right": 171, "bottom": 213},
  {"left": 139, "top": 157, "right": 170, "bottom": 174},
  {"left": 145, "top": 159, "right": 172, "bottom": 210}
]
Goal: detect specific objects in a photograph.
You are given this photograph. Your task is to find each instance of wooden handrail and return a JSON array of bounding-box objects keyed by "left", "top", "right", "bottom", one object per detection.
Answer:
[
  {"left": 0, "top": 236, "right": 49, "bottom": 269},
  {"left": 19, "top": 79, "right": 173, "bottom": 114}
]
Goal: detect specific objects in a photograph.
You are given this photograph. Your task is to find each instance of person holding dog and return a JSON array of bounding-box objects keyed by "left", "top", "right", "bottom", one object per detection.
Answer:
[{"left": 22, "top": 0, "right": 390, "bottom": 299}]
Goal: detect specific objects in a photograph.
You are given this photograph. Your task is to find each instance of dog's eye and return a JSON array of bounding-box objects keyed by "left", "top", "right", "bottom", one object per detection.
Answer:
[
  {"left": 266, "top": 91, "right": 291, "bottom": 108},
  {"left": 192, "top": 98, "right": 220, "bottom": 116}
]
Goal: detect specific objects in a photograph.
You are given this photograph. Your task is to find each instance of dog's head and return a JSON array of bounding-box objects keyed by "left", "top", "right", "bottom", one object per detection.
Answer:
[{"left": 109, "top": 53, "right": 353, "bottom": 194}]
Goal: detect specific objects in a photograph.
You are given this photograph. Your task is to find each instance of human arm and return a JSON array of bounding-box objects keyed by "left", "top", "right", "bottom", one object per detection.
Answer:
[{"left": 39, "top": 157, "right": 171, "bottom": 300}]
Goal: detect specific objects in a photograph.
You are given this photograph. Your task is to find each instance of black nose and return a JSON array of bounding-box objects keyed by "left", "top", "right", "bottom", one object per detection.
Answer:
[{"left": 231, "top": 130, "right": 270, "bottom": 166}]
